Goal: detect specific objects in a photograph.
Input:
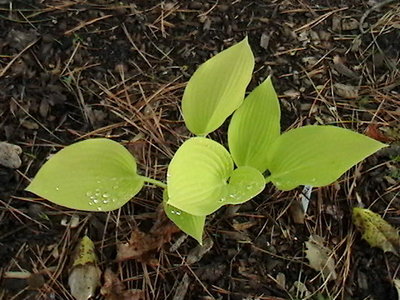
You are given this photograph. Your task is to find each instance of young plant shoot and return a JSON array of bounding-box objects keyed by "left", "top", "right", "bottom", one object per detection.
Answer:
[{"left": 27, "top": 37, "right": 386, "bottom": 244}]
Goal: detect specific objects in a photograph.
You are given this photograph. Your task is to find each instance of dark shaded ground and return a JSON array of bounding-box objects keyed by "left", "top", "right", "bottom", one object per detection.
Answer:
[{"left": 0, "top": 1, "right": 400, "bottom": 299}]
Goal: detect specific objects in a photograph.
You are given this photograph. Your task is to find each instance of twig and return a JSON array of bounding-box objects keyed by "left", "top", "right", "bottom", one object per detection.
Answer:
[
  {"left": 0, "top": 38, "right": 39, "bottom": 78},
  {"left": 359, "top": 0, "right": 395, "bottom": 34}
]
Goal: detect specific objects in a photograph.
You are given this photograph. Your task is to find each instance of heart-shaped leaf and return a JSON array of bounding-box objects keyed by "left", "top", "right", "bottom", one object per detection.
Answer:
[
  {"left": 167, "top": 137, "right": 233, "bottom": 216},
  {"left": 26, "top": 139, "right": 144, "bottom": 211},
  {"left": 167, "top": 138, "right": 265, "bottom": 216},
  {"left": 228, "top": 76, "right": 280, "bottom": 172},
  {"left": 182, "top": 37, "right": 255, "bottom": 136},
  {"left": 163, "top": 190, "right": 205, "bottom": 245},
  {"left": 267, "top": 126, "right": 386, "bottom": 190},
  {"left": 223, "top": 166, "right": 265, "bottom": 205}
]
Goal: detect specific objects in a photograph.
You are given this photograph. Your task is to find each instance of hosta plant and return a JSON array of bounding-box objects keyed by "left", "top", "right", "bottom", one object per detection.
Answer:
[{"left": 26, "top": 38, "right": 386, "bottom": 244}]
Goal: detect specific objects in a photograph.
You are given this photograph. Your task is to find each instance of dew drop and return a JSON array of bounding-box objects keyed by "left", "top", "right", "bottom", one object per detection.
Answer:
[
  {"left": 102, "top": 193, "right": 109, "bottom": 198},
  {"left": 93, "top": 199, "right": 99, "bottom": 204},
  {"left": 90, "top": 196, "right": 95, "bottom": 200},
  {"left": 97, "top": 207, "right": 103, "bottom": 211},
  {"left": 175, "top": 210, "right": 181, "bottom": 216},
  {"left": 102, "top": 200, "right": 109, "bottom": 204},
  {"left": 86, "top": 191, "right": 93, "bottom": 197},
  {"left": 111, "top": 198, "right": 116, "bottom": 202},
  {"left": 88, "top": 202, "right": 93, "bottom": 206},
  {"left": 55, "top": 187, "right": 60, "bottom": 191}
]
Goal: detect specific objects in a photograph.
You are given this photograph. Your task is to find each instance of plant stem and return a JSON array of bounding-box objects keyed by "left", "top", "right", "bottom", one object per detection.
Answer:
[
  {"left": 141, "top": 176, "right": 167, "bottom": 189},
  {"left": 3, "top": 271, "right": 31, "bottom": 279}
]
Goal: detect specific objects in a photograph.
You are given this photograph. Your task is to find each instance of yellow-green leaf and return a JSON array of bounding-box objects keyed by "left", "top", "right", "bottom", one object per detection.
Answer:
[
  {"left": 182, "top": 37, "right": 255, "bottom": 136},
  {"left": 352, "top": 207, "right": 400, "bottom": 254},
  {"left": 266, "top": 126, "right": 386, "bottom": 191},
  {"left": 26, "top": 139, "right": 144, "bottom": 211},
  {"left": 167, "top": 137, "right": 233, "bottom": 215},
  {"left": 228, "top": 76, "right": 280, "bottom": 172},
  {"left": 163, "top": 189, "right": 205, "bottom": 245},
  {"left": 166, "top": 138, "right": 265, "bottom": 216}
]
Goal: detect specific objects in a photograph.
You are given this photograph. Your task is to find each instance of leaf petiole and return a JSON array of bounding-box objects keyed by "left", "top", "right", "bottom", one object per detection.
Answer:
[{"left": 141, "top": 176, "right": 167, "bottom": 189}]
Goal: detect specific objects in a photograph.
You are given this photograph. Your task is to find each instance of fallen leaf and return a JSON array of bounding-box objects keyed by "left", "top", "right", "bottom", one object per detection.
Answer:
[
  {"left": 365, "top": 124, "right": 394, "bottom": 142},
  {"left": 333, "top": 83, "right": 359, "bottom": 99},
  {"left": 68, "top": 236, "right": 101, "bottom": 300},
  {"left": 186, "top": 238, "right": 214, "bottom": 265},
  {"left": 289, "top": 281, "right": 311, "bottom": 298},
  {"left": 305, "top": 235, "right": 337, "bottom": 280},
  {"left": 332, "top": 55, "right": 359, "bottom": 79},
  {"left": 116, "top": 205, "right": 180, "bottom": 264},
  {"left": 341, "top": 18, "right": 359, "bottom": 31},
  {"left": 276, "top": 272, "right": 286, "bottom": 289},
  {"left": 172, "top": 273, "right": 191, "bottom": 300},
  {"left": 232, "top": 221, "right": 257, "bottom": 231},
  {"left": 100, "top": 268, "right": 144, "bottom": 300},
  {"left": 289, "top": 199, "right": 305, "bottom": 224},
  {"left": 352, "top": 207, "right": 400, "bottom": 254}
]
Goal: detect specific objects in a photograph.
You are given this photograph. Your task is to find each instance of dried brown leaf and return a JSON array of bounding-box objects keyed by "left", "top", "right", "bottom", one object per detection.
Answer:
[
  {"left": 116, "top": 206, "right": 180, "bottom": 263},
  {"left": 289, "top": 200, "right": 305, "bottom": 224},
  {"left": 100, "top": 268, "right": 144, "bottom": 300},
  {"left": 365, "top": 124, "right": 393, "bottom": 142},
  {"left": 172, "top": 273, "right": 191, "bottom": 300},
  {"left": 341, "top": 18, "right": 359, "bottom": 30},
  {"left": 232, "top": 221, "right": 258, "bottom": 231},
  {"left": 305, "top": 235, "right": 337, "bottom": 280},
  {"left": 333, "top": 83, "right": 359, "bottom": 99},
  {"left": 333, "top": 55, "right": 359, "bottom": 79},
  {"left": 186, "top": 238, "right": 214, "bottom": 265}
]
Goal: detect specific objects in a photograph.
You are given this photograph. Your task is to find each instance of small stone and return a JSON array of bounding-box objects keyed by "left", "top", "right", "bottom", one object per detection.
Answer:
[
  {"left": 0, "top": 142, "right": 22, "bottom": 168},
  {"left": 189, "top": 1, "right": 202, "bottom": 9}
]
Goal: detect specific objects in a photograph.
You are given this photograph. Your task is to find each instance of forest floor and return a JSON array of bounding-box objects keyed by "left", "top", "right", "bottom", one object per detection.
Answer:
[{"left": 0, "top": 0, "right": 400, "bottom": 299}]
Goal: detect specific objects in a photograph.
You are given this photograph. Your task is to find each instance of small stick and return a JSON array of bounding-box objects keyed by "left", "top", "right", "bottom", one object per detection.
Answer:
[
  {"left": 0, "top": 38, "right": 39, "bottom": 78},
  {"left": 359, "top": 0, "right": 395, "bottom": 34}
]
